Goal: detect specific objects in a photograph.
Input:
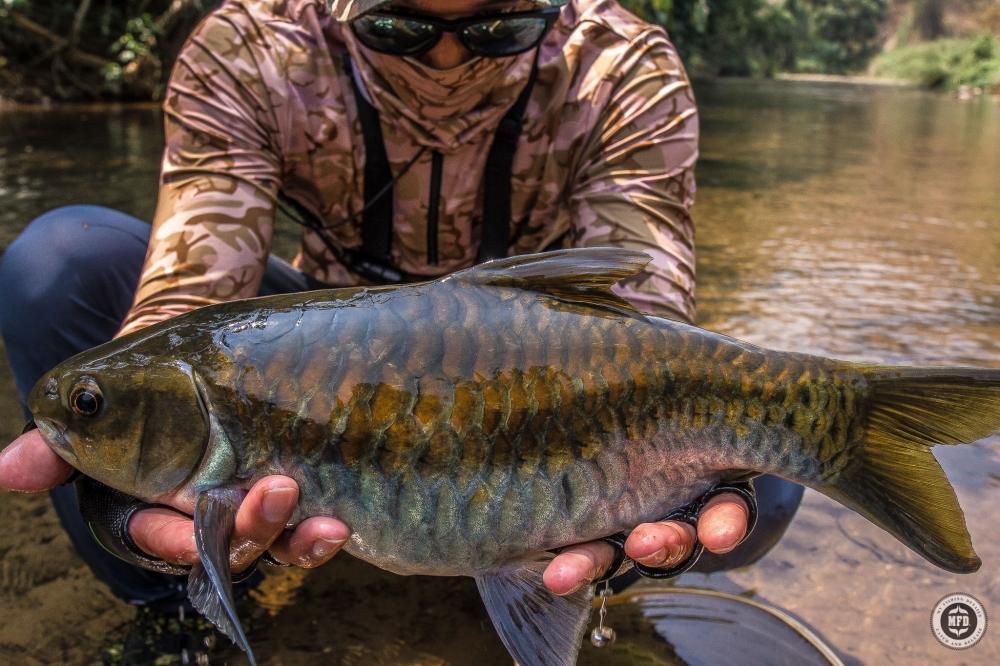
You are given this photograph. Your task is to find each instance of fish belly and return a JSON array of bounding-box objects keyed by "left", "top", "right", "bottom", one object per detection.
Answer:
[{"left": 294, "top": 421, "right": 769, "bottom": 577}]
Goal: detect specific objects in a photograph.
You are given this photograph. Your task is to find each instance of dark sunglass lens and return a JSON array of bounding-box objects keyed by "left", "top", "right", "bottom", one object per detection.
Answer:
[
  {"left": 460, "top": 17, "right": 549, "bottom": 57},
  {"left": 352, "top": 14, "right": 441, "bottom": 55}
]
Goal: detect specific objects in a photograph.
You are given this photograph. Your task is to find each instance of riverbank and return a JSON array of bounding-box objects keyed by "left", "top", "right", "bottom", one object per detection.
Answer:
[
  {"left": 3, "top": 73, "right": 992, "bottom": 113},
  {"left": 871, "top": 33, "right": 1000, "bottom": 95},
  {"left": 775, "top": 73, "right": 912, "bottom": 87},
  {"left": 775, "top": 70, "right": 999, "bottom": 101}
]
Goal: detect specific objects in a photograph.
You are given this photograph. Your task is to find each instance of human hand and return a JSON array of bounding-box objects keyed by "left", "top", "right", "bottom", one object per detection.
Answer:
[
  {"left": 0, "top": 430, "right": 350, "bottom": 571},
  {"left": 542, "top": 493, "right": 750, "bottom": 595}
]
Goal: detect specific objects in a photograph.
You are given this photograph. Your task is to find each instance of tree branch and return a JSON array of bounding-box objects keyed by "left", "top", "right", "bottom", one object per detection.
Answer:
[
  {"left": 154, "top": 0, "right": 201, "bottom": 33},
  {"left": 8, "top": 10, "right": 112, "bottom": 70},
  {"left": 69, "top": 0, "right": 94, "bottom": 49}
]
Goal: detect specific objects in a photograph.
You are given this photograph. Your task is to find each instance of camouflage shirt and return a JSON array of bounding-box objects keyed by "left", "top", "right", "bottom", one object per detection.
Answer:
[{"left": 120, "top": 0, "right": 699, "bottom": 335}]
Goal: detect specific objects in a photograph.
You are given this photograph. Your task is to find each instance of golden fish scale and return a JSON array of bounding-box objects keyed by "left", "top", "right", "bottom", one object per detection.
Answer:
[{"left": 201, "top": 283, "right": 868, "bottom": 570}]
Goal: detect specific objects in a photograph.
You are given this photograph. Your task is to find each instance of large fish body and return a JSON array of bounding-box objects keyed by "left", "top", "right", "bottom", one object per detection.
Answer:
[{"left": 28, "top": 248, "right": 998, "bottom": 666}]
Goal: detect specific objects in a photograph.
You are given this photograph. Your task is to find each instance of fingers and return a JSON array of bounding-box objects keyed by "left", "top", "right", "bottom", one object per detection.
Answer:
[
  {"left": 624, "top": 520, "right": 696, "bottom": 568},
  {"left": 268, "top": 516, "right": 351, "bottom": 569},
  {"left": 696, "top": 492, "right": 749, "bottom": 555},
  {"left": 624, "top": 492, "right": 751, "bottom": 573},
  {"left": 542, "top": 541, "right": 615, "bottom": 596},
  {"left": 228, "top": 476, "right": 300, "bottom": 572},
  {"left": 0, "top": 430, "right": 75, "bottom": 492},
  {"left": 129, "top": 507, "right": 198, "bottom": 566},
  {"left": 542, "top": 493, "right": 753, "bottom": 594},
  {"left": 130, "top": 475, "right": 351, "bottom": 572},
  {"left": 131, "top": 476, "right": 300, "bottom": 571}
]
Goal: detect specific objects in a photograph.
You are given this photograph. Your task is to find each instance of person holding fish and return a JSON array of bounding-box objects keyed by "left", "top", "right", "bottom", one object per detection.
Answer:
[{"left": 0, "top": 0, "right": 804, "bottom": 659}]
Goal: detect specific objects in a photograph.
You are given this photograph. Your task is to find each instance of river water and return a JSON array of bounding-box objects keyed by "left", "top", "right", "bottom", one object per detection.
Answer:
[{"left": 0, "top": 79, "right": 998, "bottom": 664}]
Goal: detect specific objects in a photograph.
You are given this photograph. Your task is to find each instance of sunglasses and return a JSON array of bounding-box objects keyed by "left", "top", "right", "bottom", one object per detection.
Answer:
[{"left": 350, "top": 6, "right": 562, "bottom": 58}]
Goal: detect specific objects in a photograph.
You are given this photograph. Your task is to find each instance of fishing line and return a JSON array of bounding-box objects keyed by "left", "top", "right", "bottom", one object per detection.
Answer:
[
  {"left": 278, "top": 145, "right": 426, "bottom": 234},
  {"left": 590, "top": 580, "right": 616, "bottom": 647},
  {"left": 275, "top": 146, "right": 428, "bottom": 284}
]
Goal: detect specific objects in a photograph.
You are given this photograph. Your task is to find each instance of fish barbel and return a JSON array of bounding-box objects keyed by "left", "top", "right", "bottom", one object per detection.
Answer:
[{"left": 28, "top": 248, "right": 999, "bottom": 666}]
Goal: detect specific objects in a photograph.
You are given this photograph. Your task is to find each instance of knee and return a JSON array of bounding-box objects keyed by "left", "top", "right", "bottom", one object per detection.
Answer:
[
  {"left": 0, "top": 206, "right": 147, "bottom": 328},
  {"left": 2, "top": 206, "right": 124, "bottom": 280},
  {"left": 3, "top": 207, "right": 75, "bottom": 283}
]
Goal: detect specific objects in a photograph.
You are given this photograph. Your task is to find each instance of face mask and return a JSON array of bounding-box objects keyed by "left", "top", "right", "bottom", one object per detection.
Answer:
[{"left": 344, "top": 30, "right": 535, "bottom": 153}]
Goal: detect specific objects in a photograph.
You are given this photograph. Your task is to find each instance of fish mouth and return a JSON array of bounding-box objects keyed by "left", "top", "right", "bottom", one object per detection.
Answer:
[{"left": 34, "top": 417, "right": 79, "bottom": 466}]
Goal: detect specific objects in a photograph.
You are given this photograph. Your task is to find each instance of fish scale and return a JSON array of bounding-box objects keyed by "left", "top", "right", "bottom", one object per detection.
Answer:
[{"left": 29, "top": 248, "right": 1000, "bottom": 666}]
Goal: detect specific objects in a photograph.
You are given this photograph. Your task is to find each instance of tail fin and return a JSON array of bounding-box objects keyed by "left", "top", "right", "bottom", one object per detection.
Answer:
[{"left": 820, "top": 366, "right": 1000, "bottom": 573}]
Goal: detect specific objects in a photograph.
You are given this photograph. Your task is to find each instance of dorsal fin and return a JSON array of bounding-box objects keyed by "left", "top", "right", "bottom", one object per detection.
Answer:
[{"left": 448, "top": 247, "right": 651, "bottom": 316}]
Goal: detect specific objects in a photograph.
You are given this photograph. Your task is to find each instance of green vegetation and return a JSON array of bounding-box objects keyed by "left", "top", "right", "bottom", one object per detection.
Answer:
[
  {"left": 619, "top": 0, "right": 1000, "bottom": 92},
  {"left": 872, "top": 33, "right": 1000, "bottom": 90},
  {"left": 0, "top": 0, "right": 215, "bottom": 101},
  {"left": 0, "top": 0, "right": 997, "bottom": 101},
  {"left": 621, "top": 0, "right": 888, "bottom": 76}
]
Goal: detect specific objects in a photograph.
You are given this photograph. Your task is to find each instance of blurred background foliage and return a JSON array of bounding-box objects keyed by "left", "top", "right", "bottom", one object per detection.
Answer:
[
  {"left": 0, "top": 0, "right": 217, "bottom": 101},
  {"left": 621, "top": 0, "right": 1000, "bottom": 85},
  {"left": 1, "top": 0, "right": 998, "bottom": 101}
]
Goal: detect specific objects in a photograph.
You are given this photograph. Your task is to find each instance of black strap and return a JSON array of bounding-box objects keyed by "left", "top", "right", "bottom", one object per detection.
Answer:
[
  {"left": 477, "top": 62, "right": 538, "bottom": 264},
  {"left": 349, "top": 58, "right": 395, "bottom": 264},
  {"left": 347, "top": 53, "right": 538, "bottom": 272}
]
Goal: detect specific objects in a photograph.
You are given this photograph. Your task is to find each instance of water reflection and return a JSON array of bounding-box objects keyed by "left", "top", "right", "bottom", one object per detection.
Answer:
[
  {"left": 578, "top": 588, "right": 846, "bottom": 666},
  {"left": 0, "top": 108, "right": 163, "bottom": 248},
  {"left": 1, "top": 80, "right": 998, "bottom": 663}
]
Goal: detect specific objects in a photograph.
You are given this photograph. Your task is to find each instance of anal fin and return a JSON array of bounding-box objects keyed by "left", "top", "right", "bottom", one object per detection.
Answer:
[
  {"left": 476, "top": 557, "right": 594, "bottom": 666},
  {"left": 188, "top": 488, "right": 257, "bottom": 666}
]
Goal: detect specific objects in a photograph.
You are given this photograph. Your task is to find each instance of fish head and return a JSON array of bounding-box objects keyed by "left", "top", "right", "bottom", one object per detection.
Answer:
[{"left": 28, "top": 347, "right": 210, "bottom": 503}]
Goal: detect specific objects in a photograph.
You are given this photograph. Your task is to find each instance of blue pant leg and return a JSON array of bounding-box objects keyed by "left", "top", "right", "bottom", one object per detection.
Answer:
[{"left": 0, "top": 206, "right": 151, "bottom": 404}]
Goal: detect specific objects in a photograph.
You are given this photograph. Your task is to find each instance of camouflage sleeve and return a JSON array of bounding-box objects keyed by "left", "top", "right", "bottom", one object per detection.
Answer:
[
  {"left": 118, "top": 10, "right": 281, "bottom": 337},
  {"left": 568, "top": 32, "right": 698, "bottom": 324}
]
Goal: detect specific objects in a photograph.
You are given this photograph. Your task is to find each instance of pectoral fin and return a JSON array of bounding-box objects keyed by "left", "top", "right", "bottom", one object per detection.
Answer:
[
  {"left": 188, "top": 488, "right": 256, "bottom": 666},
  {"left": 476, "top": 558, "right": 594, "bottom": 666}
]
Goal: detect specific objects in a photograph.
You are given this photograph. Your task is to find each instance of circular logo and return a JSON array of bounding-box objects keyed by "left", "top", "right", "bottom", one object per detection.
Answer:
[{"left": 931, "top": 594, "right": 987, "bottom": 649}]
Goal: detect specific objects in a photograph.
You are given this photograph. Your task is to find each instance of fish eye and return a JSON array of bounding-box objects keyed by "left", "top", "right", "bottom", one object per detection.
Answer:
[{"left": 69, "top": 379, "right": 103, "bottom": 417}]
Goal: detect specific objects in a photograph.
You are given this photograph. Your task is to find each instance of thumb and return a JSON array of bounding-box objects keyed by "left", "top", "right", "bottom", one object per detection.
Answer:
[{"left": 0, "top": 430, "right": 75, "bottom": 492}]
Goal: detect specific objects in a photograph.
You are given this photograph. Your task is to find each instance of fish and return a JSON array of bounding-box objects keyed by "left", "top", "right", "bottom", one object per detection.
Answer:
[{"left": 27, "top": 247, "right": 998, "bottom": 666}]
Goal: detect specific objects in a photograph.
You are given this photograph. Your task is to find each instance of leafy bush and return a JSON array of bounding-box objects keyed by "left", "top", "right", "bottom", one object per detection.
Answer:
[
  {"left": 620, "top": 0, "right": 797, "bottom": 76},
  {"left": 804, "top": 0, "right": 887, "bottom": 73},
  {"left": 0, "top": 0, "right": 216, "bottom": 100},
  {"left": 871, "top": 33, "right": 1000, "bottom": 90},
  {"left": 621, "top": 0, "right": 887, "bottom": 77}
]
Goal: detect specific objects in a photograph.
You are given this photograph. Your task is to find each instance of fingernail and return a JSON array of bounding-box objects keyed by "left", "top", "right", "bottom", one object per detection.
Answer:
[
  {"left": 262, "top": 486, "right": 297, "bottom": 522},
  {"left": 311, "top": 537, "right": 347, "bottom": 560},
  {"left": 556, "top": 567, "right": 585, "bottom": 596},
  {"left": 0, "top": 438, "right": 24, "bottom": 467}
]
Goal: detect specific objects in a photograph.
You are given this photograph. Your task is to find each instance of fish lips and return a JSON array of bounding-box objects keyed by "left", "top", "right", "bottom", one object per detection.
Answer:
[
  {"left": 26, "top": 377, "right": 76, "bottom": 463},
  {"left": 34, "top": 417, "right": 80, "bottom": 467}
]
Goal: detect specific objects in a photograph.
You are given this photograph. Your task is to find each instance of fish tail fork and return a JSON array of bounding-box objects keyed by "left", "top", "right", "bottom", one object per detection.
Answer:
[{"left": 815, "top": 366, "right": 1000, "bottom": 574}]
